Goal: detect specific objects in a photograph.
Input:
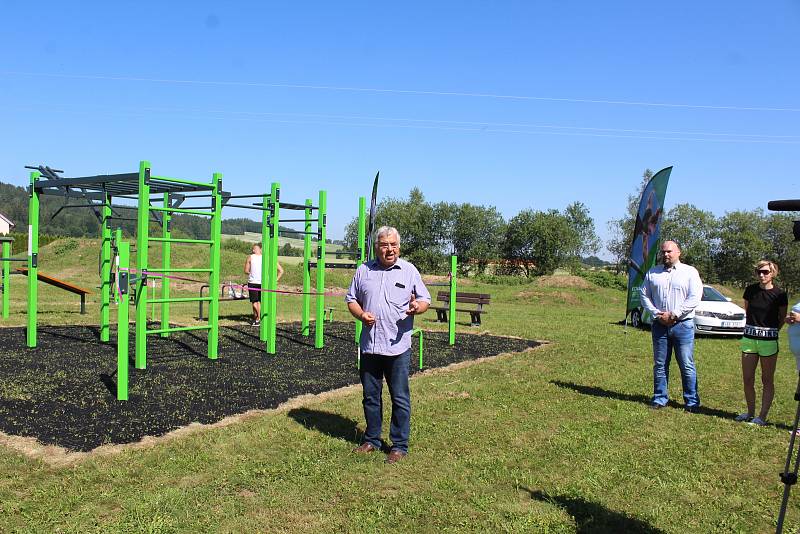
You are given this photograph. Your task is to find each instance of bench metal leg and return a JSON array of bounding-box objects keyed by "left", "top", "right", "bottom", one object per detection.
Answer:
[
  {"left": 436, "top": 310, "right": 447, "bottom": 322},
  {"left": 80, "top": 294, "right": 86, "bottom": 315},
  {"left": 470, "top": 312, "right": 480, "bottom": 326}
]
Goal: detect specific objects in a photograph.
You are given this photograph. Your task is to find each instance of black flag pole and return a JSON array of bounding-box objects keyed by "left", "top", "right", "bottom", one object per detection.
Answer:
[
  {"left": 359, "top": 171, "right": 379, "bottom": 370},
  {"left": 366, "top": 171, "right": 379, "bottom": 261}
]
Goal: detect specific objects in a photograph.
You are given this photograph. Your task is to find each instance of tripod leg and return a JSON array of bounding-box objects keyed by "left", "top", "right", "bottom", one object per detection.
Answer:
[{"left": 776, "top": 374, "right": 800, "bottom": 533}]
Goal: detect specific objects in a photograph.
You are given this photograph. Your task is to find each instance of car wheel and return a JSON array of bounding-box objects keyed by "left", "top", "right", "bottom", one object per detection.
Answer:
[{"left": 631, "top": 309, "right": 642, "bottom": 328}]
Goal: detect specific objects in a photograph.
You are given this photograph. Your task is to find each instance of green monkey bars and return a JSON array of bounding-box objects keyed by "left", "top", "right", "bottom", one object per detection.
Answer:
[{"left": 11, "top": 161, "right": 358, "bottom": 400}]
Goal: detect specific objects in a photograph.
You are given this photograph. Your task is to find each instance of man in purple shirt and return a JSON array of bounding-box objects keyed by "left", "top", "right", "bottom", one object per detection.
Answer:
[{"left": 346, "top": 226, "right": 431, "bottom": 464}]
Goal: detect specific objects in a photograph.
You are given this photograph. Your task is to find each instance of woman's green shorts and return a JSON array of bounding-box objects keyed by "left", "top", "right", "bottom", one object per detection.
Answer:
[{"left": 740, "top": 336, "right": 779, "bottom": 357}]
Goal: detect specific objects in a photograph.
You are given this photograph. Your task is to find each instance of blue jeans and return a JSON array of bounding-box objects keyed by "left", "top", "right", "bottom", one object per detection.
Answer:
[
  {"left": 360, "top": 349, "right": 411, "bottom": 453},
  {"left": 651, "top": 320, "right": 700, "bottom": 407}
]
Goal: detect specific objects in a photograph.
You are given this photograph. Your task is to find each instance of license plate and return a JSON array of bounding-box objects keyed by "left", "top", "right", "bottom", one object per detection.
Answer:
[{"left": 721, "top": 321, "right": 738, "bottom": 328}]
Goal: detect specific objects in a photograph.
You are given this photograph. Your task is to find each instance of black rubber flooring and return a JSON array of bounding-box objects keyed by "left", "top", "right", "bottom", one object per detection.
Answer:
[{"left": 0, "top": 322, "right": 538, "bottom": 452}]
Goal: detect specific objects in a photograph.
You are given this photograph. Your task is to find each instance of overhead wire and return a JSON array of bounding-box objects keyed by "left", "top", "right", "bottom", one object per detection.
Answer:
[
  {"left": 2, "top": 102, "right": 798, "bottom": 144},
  {"left": 2, "top": 70, "right": 799, "bottom": 113}
]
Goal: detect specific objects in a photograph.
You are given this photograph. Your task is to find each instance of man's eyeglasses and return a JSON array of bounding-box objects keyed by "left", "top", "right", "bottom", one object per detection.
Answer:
[
  {"left": 377, "top": 242, "right": 399, "bottom": 250},
  {"left": 756, "top": 269, "right": 771, "bottom": 275}
]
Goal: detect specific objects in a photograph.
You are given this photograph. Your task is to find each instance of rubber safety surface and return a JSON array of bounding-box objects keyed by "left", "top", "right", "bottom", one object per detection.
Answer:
[{"left": 0, "top": 322, "right": 538, "bottom": 451}]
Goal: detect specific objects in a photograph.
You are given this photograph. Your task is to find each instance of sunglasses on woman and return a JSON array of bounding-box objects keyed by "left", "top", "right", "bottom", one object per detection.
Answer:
[{"left": 756, "top": 269, "right": 771, "bottom": 275}]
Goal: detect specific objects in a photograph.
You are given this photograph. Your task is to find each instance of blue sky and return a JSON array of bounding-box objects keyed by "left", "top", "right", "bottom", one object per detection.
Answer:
[{"left": 1, "top": 1, "right": 798, "bottom": 258}]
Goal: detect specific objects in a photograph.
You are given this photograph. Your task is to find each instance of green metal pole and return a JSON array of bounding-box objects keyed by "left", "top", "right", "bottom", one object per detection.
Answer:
[
  {"left": 160, "top": 192, "right": 171, "bottom": 337},
  {"left": 207, "top": 172, "right": 222, "bottom": 360},
  {"left": 100, "top": 194, "right": 112, "bottom": 342},
  {"left": 1, "top": 240, "right": 10, "bottom": 319},
  {"left": 27, "top": 171, "right": 40, "bottom": 348},
  {"left": 267, "top": 182, "right": 280, "bottom": 354},
  {"left": 117, "top": 238, "right": 130, "bottom": 401},
  {"left": 419, "top": 329, "right": 424, "bottom": 369},
  {"left": 135, "top": 161, "right": 151, "bottom": 369},
  {"left": 315, "top": 190, "right": 327, "bottom": 349},
  {"left": 301, "top": 198, "right": 312, "bottom": 336},
  {"left": 259, "top": 193, "right": 269, "bottom": 342},
  {"left": 449, "top": 255, "right": 457, "bottom": 346},
  {"left": 355, "top": 196, "right": 366, "bottom": 346}
]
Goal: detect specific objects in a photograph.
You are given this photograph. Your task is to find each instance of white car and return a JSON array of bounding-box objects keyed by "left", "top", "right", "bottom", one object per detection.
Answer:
[{"left": 630, "top": 285, "right": 746, "bottom": 336}]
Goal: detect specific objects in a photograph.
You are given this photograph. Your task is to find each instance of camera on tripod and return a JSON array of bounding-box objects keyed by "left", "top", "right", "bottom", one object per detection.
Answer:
[
  {"left": 768, "top": 200, "right": 800, "bottom": 241},
  {"left": 768, "top": 198, "right": 800, "bottom": 533}
]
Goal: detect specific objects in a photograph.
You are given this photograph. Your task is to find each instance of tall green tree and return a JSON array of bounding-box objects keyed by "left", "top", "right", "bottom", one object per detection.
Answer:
[
  {"left": 563, "top": 201, "right": 599, "bottom": 271},
  {"left": 714, "top": 209, "right": 770, "bottom": 287},
  {"left": 660, "top": 203, "right": 718, "bottom": 282},
  {"left": 503, "top": 209, "right": 579, "bottom": 277},
  {"left": 765, "top": 212, "right": 800, "bottom": 292},
  {"left": 451, "top": 203, "right": 506, "bottom": 275}
]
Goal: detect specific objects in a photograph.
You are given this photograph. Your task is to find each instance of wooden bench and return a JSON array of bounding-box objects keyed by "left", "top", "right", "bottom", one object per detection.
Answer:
[
  {"left": 15, "top": 267, "right": 91, "bottom": 314},
  {"left": 432, "top": 291, "right": 490, "bottom": 326}
]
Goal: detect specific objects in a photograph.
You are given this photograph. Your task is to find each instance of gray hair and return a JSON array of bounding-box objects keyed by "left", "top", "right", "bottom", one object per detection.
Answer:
[{"left": 375, "top": 226, "right": 401, "bottom": 244}]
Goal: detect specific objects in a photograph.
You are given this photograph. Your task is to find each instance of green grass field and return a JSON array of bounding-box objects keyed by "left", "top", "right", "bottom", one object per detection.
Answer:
[{"left": 1, "top": 239, "right": 800, "bottom": 532}]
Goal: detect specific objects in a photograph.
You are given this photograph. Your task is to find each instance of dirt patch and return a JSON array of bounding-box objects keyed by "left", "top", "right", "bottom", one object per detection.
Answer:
[
  {"left": 516, "top": 289, "right": 581, "bottom": 305},
  {"left": 536, "top": 275, "right": 592, "bottom": 289}
]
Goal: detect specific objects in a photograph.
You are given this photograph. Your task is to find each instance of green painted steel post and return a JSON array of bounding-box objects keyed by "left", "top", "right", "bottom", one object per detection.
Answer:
[
  {"left": 418, "top": 329, "right": 424, "bottom": 369},
  {"left": 267, "top": 182, "right": 280, "bottom": 354},
  {"left": 259, "top": 193, "right": 269, "bottom": 342},
  {"left": 207, "top": 173, "right": 222, "bottom": 359},
  {"left": 160, "top": 192, "right": 171, "bottom": 337},
  {"left": 301, "top": 198, "right": 312, "bottom": 336},
  {"left": 355, "top": 196, "right": 366, "bottom": 346},
  {"left": 100, "top": 193, "right": 112, "bottom": 342},
  {"left": 27, "top": 171, "right": 40, "bottom": 348},
  {"left": 117, "top": 238, "right": 130, "bottom": 401},
  {"left": 135, "top": 161, "right": 151, "bottom": 369},
  {"left": 449, "top": 255, "right": 457, "bottom": 345},
  {"left": 1, "top": 240, "right": 10, "bottom": 319},
  {"left": 315, "top": 190, "right": 327, "bottom": 349}
]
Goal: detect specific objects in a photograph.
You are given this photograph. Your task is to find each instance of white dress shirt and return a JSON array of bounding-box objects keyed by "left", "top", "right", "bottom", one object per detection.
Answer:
[{"left": 639, "top": 261, "right": 702, "bottom": 321}]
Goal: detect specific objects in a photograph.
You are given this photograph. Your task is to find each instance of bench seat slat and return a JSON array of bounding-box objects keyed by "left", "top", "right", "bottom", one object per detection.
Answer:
[{"left": 431, "top": 306, "right": 488, "bottom": 314}]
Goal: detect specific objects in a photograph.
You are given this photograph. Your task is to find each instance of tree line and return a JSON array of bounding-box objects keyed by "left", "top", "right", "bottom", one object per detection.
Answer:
[
  {"left": 342, "top": 187, "right": 600, "bottom": 275},
  {"left": 7, "top": 174, "right": 798, "bottom": 289},
  {"left": 606, "top": 170, "right": 800, "bottom": 292}
]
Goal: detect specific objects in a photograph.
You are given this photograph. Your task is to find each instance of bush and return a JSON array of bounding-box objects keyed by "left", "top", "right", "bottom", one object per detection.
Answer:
[
  {"left": 575, "top": 269, "right": 627, "bottom": 291},
  {"left": 221, "top": 239, "right": 255, "bottom": 255},
  {"left": 49, "top": 238, "right": 81, "bottom": 256}
]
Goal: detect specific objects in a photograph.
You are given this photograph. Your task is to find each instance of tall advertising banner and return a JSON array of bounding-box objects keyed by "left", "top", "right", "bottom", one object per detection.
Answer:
[{"left": 626, "top": 166, "right": 672, "bottom": 316}]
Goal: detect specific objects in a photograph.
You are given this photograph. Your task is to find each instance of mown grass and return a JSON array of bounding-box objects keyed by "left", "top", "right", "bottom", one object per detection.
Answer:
[{"left": 1, "top": 239, "right": 800, "bottom": 532}]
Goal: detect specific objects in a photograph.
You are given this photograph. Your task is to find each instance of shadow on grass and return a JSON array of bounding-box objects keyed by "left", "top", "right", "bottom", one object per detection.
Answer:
[
  {"left": 287, "top": 408, "right": 361, "bottom": 444},
  {"left": 549, "top": 380, "right": 795, "bottom": 430},
  {"left": 524, "top": 487, "right": 665, "bottom": 534}
]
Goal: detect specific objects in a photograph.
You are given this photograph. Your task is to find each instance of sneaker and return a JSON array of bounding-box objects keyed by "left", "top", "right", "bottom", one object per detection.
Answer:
[
  {"left": 749, "top": 416, "right": 767, "bottom": 426},
  {"left": 251, "top": 320, "right": 260, "bottom": 327},
  {"left": 735, "top": 413, "right": 752, "bottom": 422}
]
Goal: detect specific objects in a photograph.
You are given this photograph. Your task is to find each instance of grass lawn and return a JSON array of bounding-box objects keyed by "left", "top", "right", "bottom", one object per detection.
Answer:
[{"left": 1, "top": 240, "right": 800, "bottom": 532}]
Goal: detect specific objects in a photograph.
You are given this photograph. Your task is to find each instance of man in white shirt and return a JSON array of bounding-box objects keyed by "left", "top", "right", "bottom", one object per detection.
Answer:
[{"left": 639, "top": 240, "right": 703, "bottom": 412}]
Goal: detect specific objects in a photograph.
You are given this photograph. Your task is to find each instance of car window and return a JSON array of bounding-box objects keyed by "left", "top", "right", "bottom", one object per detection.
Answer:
[{"left": 702, "top": 286, "right": 728, "bottom": 302}]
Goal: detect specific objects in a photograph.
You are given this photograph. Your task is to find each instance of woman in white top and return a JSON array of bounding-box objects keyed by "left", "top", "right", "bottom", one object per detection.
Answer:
[{"left": 244, "top": 243, "right": 283, "bottom": 326}]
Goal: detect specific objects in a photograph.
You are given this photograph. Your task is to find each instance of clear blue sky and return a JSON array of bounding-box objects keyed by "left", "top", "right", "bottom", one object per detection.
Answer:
[{"left": 1, "top": 1, "right": 798, "bottom": 258}]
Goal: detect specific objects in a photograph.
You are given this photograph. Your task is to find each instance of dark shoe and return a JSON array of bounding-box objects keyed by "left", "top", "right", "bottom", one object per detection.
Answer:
[
  {"left": 685, "top": 405, "right": 700, "bottom": 414},
  {"left": 353, "top": 442, "right": 378, "bottom": 454},
  {"left": 648, "top": 402, "right": 665, "bottom": 410},
  {"left": 251, "top": 320, "right": 260, "bottom": 327},
  {"left": 385, "top": 449, "right": 407, "bottom": 464}
]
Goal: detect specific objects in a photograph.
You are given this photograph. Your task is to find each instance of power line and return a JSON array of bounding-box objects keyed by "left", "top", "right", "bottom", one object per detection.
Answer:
[
  {"left": 2, "top": 70, "right": 799, "bottom": 113},
  {"left": 2, "top": 102, "right": 798, "bottom": 144}
]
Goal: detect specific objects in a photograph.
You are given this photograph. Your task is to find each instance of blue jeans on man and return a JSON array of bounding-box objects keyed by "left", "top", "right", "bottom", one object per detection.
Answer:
[
  {"left": 651, "top": 319, "right": 700, "bottom": 408},
  {"left": 359, "top": 349, "right": 411, "bottom": 453}
]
